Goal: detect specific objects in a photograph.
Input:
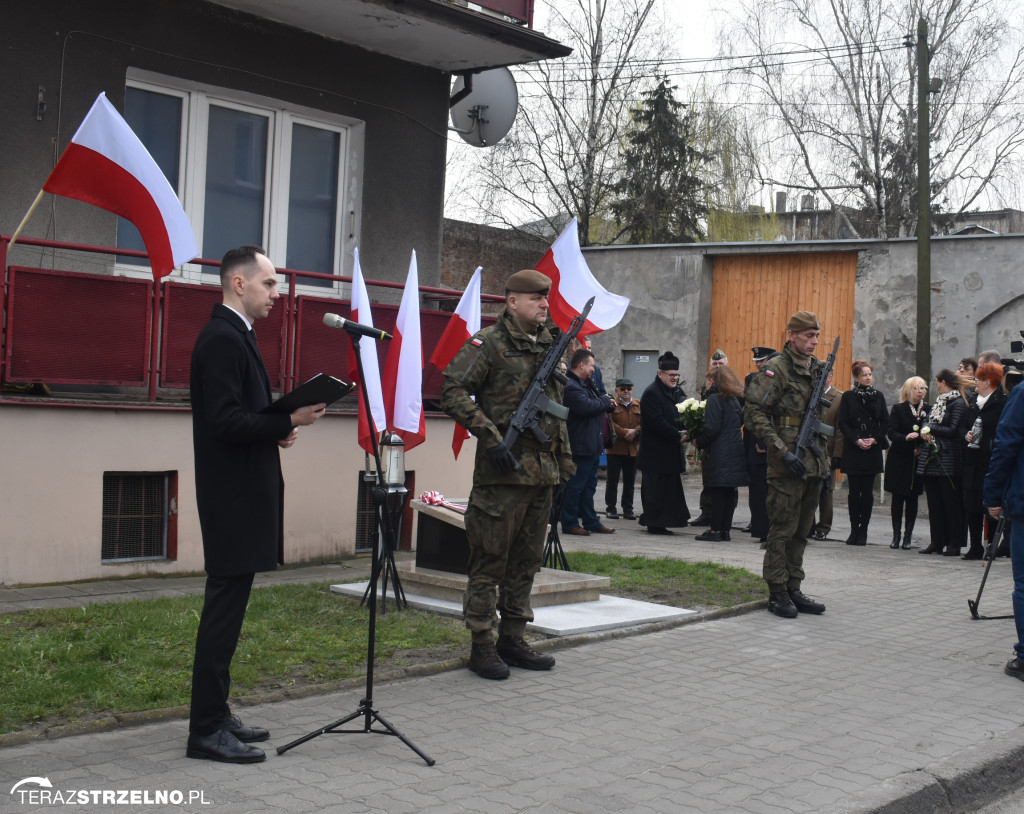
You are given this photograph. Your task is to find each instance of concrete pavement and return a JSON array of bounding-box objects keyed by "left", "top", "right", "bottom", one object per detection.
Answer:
[{"left": 3, "top": 479, "right": 1024, "bottom": 813}]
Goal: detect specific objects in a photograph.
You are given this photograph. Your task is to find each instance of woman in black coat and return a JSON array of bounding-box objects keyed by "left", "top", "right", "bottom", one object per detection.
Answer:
[
  {"left": 694, "top": 365, "right": 748, "bottom": 542},
  {"left": 838, "top": 360, "right": 889, "bottom": 546},
  {"left": 883, "top": 376, "right": 928, "bottom": 549},
  {"left": 917, "top": 369, "right": 971, "bottom": 555},
  {"left": 962, "top": 362, "right": 1007, "bottom": 559},
  {"left": 636, "top": 352, "right": 690, "bottom": 534}
]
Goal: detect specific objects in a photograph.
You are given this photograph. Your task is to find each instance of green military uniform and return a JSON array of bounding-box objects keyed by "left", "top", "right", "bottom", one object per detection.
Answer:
[
  {"left": 440, "top": 309, "right": 574, "bottom": 643},
  {"left": 743, "top": 341, "right": 830, "bottom": 595}
]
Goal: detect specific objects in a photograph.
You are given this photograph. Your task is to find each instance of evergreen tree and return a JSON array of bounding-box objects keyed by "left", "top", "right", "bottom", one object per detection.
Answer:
[{"left": 611, "top": 79, "right": 709, "bottom": 244}]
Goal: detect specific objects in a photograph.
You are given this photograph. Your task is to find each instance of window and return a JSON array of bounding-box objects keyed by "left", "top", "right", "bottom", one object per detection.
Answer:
[
  {"left": 117, "top": 71, "right": 363, "bottom": 290},
  {"left": 102, "top": 471, "right": 178, "bottom": 562}
]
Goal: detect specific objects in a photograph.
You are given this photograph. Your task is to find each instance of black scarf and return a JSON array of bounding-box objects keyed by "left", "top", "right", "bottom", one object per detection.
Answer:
[{"left": 853, "top": 381, "right": 877, "bottom": 404}]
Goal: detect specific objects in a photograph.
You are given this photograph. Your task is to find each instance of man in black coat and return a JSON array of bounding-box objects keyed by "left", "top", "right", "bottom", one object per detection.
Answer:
[{"left": 187, "top": 245, "right": 326, "bottom": 764}]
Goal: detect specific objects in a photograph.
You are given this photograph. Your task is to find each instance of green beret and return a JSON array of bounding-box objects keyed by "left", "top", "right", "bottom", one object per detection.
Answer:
[
  {"left": 615, "top": 378, "right": 634, "bottom": 388},
  {"left": 505, "top": 269, "right": 552, "bottom": 294},
  {"left": 787, "top": 310, "right": 820, "bottom": 332}
]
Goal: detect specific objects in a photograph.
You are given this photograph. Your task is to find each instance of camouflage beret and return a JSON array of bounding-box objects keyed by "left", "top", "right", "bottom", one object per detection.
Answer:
[
  {"left": 787, "top": 310, "right": 820, "bottom": 332},
  {"left": 505, "top": 269, "right": 552, "bottom": 294},
  {"left": 711, "top": 348, "right": 727, "bottom": 360}
]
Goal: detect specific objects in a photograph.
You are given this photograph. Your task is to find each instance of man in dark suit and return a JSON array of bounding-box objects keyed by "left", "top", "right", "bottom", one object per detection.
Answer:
[{"left": 187, "top": 245, "right": 326, "bottom": 764}]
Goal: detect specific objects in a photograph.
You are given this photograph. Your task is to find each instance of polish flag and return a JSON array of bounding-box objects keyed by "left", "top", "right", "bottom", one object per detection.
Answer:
[
  {"left": 347, "top": 248, "right": 389, "bottom": 455},
  {"left": 382, "top": 251, "right": 426, "bottom": 450},
  {"left": 42, "top": 92, "right": 198, "bottom": 280},
  {"left": 535, "top": 216, "right": 629, "bottom": 339},
  {"left": 428, "top": 267, "right": 482, "bottom": 458}
]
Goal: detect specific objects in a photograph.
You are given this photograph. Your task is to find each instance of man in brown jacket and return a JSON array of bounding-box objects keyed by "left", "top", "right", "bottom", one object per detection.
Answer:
[{"left": 605, "top": 378, "right": 642, "bottom": 520}]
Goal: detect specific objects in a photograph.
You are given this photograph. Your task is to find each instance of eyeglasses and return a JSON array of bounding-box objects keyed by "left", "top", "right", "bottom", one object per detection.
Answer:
[{"left": 661, "top": 372, "right": 680, "bottom": 379}]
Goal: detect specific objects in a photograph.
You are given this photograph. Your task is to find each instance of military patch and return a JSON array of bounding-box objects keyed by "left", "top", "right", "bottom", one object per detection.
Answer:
[
  {"left": 471, "top": 337, "right": 483, "bottom": 346},
  {"left": 765, "top": 369, "right": 775, "bottom": 377}
]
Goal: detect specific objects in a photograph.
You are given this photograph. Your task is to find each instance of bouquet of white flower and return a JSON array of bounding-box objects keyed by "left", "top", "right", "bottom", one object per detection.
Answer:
[{"left": 676, "top": 397, "right": 706, "bottom": 441}]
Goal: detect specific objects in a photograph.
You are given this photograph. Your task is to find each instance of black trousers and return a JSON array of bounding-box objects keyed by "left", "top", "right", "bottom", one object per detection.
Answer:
[
  {"left": 846, "top": 474, "right": 876, "bottom": 531},
  {"left": 924, "top": 475, "right": 965, "bottom": 553},
  {"left": 605, "top": 454, "right": 637, "bottom": 512},
  {"left": 747, "top": 465, "right": 769, "bottom": 538},
  {"left": 708, "top": 486, "right": 739, "bottom": 532},
  {"left": 890, "top": 493, "right": 920, "bottom": 534},
  {"left": 189, "top": 572, "right": 255, "bottom": 735}
]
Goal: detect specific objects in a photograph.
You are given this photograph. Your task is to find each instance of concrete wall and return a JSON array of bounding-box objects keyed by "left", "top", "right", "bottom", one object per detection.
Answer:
[
  {"left": 583, "top": 234, "right": 1024, "bottom": 399},
  {"left": 0, "top": 407, "right": 475, "bottom": 585},
  {"left": 1, "top": 0, "right": 449, "bottom": 287}
]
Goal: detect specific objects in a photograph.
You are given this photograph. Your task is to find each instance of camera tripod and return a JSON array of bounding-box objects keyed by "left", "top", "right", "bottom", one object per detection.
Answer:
[{"left": 968, "top": 515, "right": 1013, "bottom": 621}]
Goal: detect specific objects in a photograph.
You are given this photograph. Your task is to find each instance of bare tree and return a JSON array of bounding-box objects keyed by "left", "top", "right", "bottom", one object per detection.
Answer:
[
  {"left": 458, "top": 0, "right": 666, "bottom": 246},
  {"left": 723, "top": 0, "right": 1024, "bottom": 238}
]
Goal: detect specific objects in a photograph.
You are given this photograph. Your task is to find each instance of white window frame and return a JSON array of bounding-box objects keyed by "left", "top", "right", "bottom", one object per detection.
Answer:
[{"left": 120, "top": 68, "right": 363, "bottom": 296}]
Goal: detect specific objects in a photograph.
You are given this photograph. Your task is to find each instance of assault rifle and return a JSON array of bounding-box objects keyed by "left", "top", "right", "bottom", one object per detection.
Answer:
[
  {"left": 793, "top": 334, "right": 840, "bottom": 479},
  {"left": 501, "top": 296, "right": 595, "bottom": 472}
]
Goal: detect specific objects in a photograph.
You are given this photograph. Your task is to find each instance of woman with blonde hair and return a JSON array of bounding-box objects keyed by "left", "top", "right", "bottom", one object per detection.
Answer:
[
  {"left": 883, "top": 376, "right": 929, "bottom": 549},
  {"left": 837, "top": 360, "right": 889, "bottom": 545},
  {"left": 917, "top": 369, "right": 971, "bottom": 555}
]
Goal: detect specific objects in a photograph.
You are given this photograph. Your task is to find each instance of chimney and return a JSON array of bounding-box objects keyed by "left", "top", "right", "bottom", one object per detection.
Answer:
[
  {"left": 776, "top": 191, "right": 787, "bottom": 213},
  {"left": 800, "top": 194, "right": 815, "bottom": 211}
]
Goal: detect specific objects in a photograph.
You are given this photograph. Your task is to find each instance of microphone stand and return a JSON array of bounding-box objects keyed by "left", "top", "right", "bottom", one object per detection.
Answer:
[{"left": 276, "top": 328, "right": 434, "bottom": 765}]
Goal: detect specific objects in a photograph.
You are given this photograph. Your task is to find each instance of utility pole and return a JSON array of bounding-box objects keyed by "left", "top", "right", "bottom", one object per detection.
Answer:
[{"left": 916, "top": 16, "right": 931, "bottom": 383}]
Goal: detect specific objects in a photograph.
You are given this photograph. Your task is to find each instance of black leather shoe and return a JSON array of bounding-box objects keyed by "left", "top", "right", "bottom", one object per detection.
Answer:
[
  {"left": 224, "top": 714, "right": 269, "bottom": 743},
  {"left": 694, "top": 530, "right": 722, "bottom": 542},
  {"left": 186, "top": 729, "right": 266, "bottom": 764},
  {"left": 788, "top": 589, "right": 825, "bottom": 614},
  {"left": 605, "top": 509, "right": 619, "bottom": 519},
  {"left": 622, "top": 511, "right": 636, "bottom": 520},
  {"left": 468, "top": 642, "right": 510, "bottom": 680},
  {"left": 496, "top": 635, "right": 555, "bottom": 670},
  {"left": 690, "top": 514, "right": 711, "bottom": 527},
  {"left": 811, "top": 530, "right": 828, "bottom": 541},
  {"left": 1006, "top": 658, "right": 1024, "bottom": 681},
  {"left": 767, "top": 592, "right": 798, "bottom": 618},
  {"left": 919, "top": 545, "right": 942, "bottom": 554},
  {"left": 962, "top": 547, "right": 984, "bottom": 560},
  {"left": 740, "top": 525, "right": 752, "bottom": 534},
  {"left": 890, "top": 534, "right": 901, "bottom": 549},
  {"left": 646, "top": 526, "right": 673, "bottom": 535},
  {"left": 901, "top": 534, "right": 913, "bottom": 550},
  {"left": 942, "top": 548, "right": 962, "bottom": 557}
]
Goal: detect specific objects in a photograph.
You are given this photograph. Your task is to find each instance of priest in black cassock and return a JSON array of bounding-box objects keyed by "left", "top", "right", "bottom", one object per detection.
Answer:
[{"left": 636, "top": 352, "right": 691, "bottom": 534}]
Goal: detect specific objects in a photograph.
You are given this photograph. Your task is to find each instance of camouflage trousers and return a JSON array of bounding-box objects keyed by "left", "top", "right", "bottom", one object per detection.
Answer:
[
  {"left": 463, "top": 483, "right": 552, "bottom": 643},
  {"left": 763, "top": 475, "right": 824, "bottom": 593}
]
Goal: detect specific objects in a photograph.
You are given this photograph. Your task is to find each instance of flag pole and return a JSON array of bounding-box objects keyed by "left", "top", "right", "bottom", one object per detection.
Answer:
[{"left": 7, "top": 189, "right": 46, "bottom": 250}]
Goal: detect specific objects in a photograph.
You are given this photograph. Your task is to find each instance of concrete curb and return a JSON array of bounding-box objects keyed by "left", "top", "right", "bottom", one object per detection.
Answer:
[{"left": 838, "top": 726, "right": 1024, "bottom": 813}]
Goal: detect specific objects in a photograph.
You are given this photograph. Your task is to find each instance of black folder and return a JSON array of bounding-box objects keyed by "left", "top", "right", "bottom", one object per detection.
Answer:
[{"left": 262, "top": 373, "right": 354, "bottom": 414}]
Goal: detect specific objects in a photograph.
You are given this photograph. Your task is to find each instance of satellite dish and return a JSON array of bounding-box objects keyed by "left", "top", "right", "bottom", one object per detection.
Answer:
[{"left": 450, "top": 68, "right": 519, "bottom": 148}]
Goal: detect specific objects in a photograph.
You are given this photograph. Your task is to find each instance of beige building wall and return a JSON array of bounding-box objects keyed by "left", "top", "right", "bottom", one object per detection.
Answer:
[{"left": 0, "top": 407, "right": 475, "bottom": 585}]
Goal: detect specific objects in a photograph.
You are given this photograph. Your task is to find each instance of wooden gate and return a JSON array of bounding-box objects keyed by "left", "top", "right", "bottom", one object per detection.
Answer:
[{"left": 708, "top": 253, "right": 856, "bottom": 383}]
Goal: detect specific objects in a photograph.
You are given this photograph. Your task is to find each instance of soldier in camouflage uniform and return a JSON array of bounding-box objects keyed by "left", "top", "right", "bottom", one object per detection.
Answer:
[
  {"left": 743, "top": 311, "right": 830, "bottom": 619},
  {"left": 440, "top": 269, "right": 574, "bottom": 679}
]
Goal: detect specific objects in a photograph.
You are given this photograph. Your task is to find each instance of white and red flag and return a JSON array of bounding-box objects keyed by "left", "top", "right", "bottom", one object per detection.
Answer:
[
  {"left": 428, "top": 267, "right": 482, "bottom": 458},
  {"left": 535, "top": 216, "right": 629, "bottom": 339},
  {"left": 382, "top": 251, "right": 426, "bottom": 450},
  {"left": 347, "top": 248, "right": 389, "bottom": 455},
  {"left": 42, "top": 92, "right": 198, "bottom": 280}
]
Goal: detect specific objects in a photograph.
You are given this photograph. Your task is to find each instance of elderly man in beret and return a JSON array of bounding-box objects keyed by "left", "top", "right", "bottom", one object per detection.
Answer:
[
  {"left": 605, "top": 377, "right": 642, "bottom": 520},
  {"left": 441, "top": 269, "right": 574, "bottom": 680},
  {"left": 744, "top": 312, "right": 830, "bottom": 619}
]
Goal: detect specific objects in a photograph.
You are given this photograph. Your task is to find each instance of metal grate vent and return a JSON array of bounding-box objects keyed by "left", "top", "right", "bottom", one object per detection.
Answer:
[{"left": 102, "top": 472, "right": 172, "bottom": 562}]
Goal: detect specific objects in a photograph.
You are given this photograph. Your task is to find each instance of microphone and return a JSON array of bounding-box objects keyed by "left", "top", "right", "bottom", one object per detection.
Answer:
[{"left": 323, "top": 313, "right": 392, "bottom": 341}]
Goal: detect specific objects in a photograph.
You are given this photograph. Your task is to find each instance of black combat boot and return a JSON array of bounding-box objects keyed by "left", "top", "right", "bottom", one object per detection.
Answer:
[
  {"left": 788, "top": 589, "right": 826, "bottom": 614},
  {"left": 767, "top": 592, "right": 798, "bottom": 618},
  {"left": 468, "top": 641, "right": 510, "bottom": 680},
  {"left": 496, "top": 635, "right": 555, "bottom": 670}
]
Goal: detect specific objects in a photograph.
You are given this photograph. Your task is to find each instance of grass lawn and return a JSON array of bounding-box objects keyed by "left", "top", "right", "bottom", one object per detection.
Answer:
[{"left": 0, "top": 552, "right": 761, "bottom": 735}]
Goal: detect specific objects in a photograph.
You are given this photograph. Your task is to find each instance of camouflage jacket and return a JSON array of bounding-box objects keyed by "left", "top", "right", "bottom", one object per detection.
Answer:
[
  {"left": 743, "top": 341, "right": 830, "bottom": 480},
  {"left": 440, "top": 309, "right": 574, "bottom": 487}
]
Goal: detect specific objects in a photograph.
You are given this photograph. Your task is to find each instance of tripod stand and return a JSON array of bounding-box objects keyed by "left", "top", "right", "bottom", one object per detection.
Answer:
[
  {"left": 276, "top": 329, "right": 434, "bottom": 765},
  {"left": 543, "top": 482, "right": 570, "bottom": 571},
  {"left": 968, "top": 515, "right": 1013, "bottom": 621},
  {"left": 360, "top": 479, "right": 408, "bottom": 613}
]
